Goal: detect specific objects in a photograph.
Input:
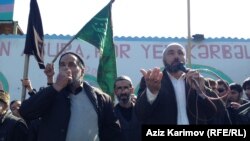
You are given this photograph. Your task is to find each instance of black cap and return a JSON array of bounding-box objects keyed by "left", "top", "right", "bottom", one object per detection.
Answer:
[{"left": 59, "top": 52, "right": 85, "bottom": 67}]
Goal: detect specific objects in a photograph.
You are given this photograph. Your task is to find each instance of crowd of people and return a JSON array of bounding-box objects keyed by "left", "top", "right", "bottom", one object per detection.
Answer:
[{"left": 0, "top": 42, "right": 250, "bottom": 141}]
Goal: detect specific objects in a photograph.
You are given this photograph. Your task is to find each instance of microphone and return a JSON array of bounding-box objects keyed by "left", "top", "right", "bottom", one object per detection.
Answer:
[{"left": 178, "top": 63, "right": 188, "bottom": 73}]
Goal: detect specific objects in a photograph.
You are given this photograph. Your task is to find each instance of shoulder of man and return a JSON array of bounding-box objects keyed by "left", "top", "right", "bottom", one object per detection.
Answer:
[
  {"left": 3, "top": 112, "right": 28, "bottom": 129},
  {"left": 92, "top": 87, "right": 111, "bottom": 100},
  {"left": 83, "top": 81, "right": 112, "bottom": 101},
  {"left": 83, "top": 81, "right": 100, "bottom": 94}
]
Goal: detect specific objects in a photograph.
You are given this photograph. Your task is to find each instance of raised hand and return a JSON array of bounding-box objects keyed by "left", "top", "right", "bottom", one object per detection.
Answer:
[
  {"left": 53, "top": 67, "right": 72, "bottom": 92},
  {"left": 21, "top": 79, "right": 33, "bottom": 92},
  {"left": 140, "top": 67, "right": 163, "bottom": 95},
  {"left": 44, "top": 63, "right": 55, "bottom": 84}
]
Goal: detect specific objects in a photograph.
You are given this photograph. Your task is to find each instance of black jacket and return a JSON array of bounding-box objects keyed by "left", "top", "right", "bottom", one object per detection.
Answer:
[
  {"left": 135, "top": 69, "right": 216, "bottom": 125},
  {"left": 0, "top": 112, "right": 28, "bottom": 141},
  {"left": 19, "top": 82, "right": 121, "bottom": 141},
  {"left": 114, "top": 104, "right": 140, "bottom": 141}
]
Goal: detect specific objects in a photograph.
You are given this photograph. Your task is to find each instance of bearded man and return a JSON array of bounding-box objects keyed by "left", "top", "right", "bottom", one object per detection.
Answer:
[
  {"left": 114, "top": 76, "right": 140, "bottom": 141},
  {"left": 135, "top": 43, "right": 216, "bottom": 125},
  {"left": 19, "top": 52, "right": 121, "bottom": 141}
]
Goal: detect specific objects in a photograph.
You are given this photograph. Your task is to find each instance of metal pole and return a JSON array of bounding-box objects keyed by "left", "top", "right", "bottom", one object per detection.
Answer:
[
  {"left": 21, "top": 55, "right": 30, "bottom": 101},
  {"left": 51, "top": 36, "right": 76, "bottom": 63},
  {"left": 187, "top": 0, "right": 192, "bottom": 67}
]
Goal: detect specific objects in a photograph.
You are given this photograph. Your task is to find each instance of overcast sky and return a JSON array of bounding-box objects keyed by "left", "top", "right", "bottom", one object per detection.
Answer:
[{"left": 13, "top": 0, "right": 250, "bottom": 38}]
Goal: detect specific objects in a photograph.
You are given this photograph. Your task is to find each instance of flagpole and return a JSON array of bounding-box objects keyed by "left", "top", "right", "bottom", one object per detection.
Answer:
[
  {"left": 187, "top": 0, "right": 192, "bottom": 67},
  {"left": 21, "top": 55, "right": 30, "bottom": 102},
  {"left": 51, "top": 0, "right": 115, "bottom": 64},
  {"left": 51, "top": 36, "right": 76, "bottom": 63}
]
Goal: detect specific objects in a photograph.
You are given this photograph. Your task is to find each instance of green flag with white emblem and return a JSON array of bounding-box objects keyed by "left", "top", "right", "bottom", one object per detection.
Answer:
[{"left": 76, "top": 1, "right": 117, "bottom": 100}]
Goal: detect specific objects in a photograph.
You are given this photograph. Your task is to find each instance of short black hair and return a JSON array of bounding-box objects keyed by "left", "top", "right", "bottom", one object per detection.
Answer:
[
  {"left": 229, "top": 83, "right": 243, "bottom": 94},
  {"left": 242, "top": 77, "right": 250, "bottom": 90},
  {"left": 59, "top": 52, "right": 85, "bottom": 68},
  {"left": 10, "top": 100, "right": 20, "bottom": 107}
]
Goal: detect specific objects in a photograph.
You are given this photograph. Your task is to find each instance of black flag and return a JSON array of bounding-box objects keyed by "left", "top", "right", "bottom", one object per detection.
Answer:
[{"left": 24, "top": 0, "right": 45, "bottom": 69}]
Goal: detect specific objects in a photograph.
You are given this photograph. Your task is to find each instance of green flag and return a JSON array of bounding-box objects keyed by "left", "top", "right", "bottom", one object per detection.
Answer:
[{"left": 76, "top": 1, "right": 117, "bottom": 99}]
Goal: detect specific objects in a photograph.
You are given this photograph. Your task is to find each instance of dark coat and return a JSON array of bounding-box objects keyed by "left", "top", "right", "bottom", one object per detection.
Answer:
[
  {"left": 206, "top": 93, "right": 232, "bottom": 124},
  {"left": 0, "top": 112, "right": 28, "bottom": 141},
  {"left": 114, "top": 104, "right": 140, "bottom": 141},
  {"left": 227, "top": 100, "right": 250, "bottom": 124},
  {"left": 19, "top": 82, "right": 121, "bottom": 141},
  {"left": 135, "top": 69, "right": 216, "bottom": 125},
  {"left": 237, "top": 102, "right": 250, "bottom": 124}
]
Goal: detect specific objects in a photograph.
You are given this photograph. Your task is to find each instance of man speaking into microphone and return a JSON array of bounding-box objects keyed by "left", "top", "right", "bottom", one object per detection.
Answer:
[{"left": 135, "top": 42, "right": 217, "bottom": 125}]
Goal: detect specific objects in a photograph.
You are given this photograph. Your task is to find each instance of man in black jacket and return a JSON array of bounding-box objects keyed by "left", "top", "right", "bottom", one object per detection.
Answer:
[
  {"left": 19, "top": 52, "right": 121, "bottom": 141},
  {"left": 0, "top": 85, "right": 28, "bottom": 141},
  {"left": 135, "top": 43, "right": 216, "bottom": 125},
  {"left": 114, "top": 76, "right": 140, "bottom": 141}
]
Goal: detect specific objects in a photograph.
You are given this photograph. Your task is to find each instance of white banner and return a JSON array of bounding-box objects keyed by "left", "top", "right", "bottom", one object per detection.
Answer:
[{"left": 0, "top": 35, "right": 250, "bottom": 101}]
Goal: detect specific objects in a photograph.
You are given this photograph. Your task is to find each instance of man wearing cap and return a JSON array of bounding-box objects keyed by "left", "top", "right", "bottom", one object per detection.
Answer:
[
  {"left": 114, "top": 75, "right": 140, "bottom": 141},
  {"left": 19, "top": 52, "right": 121, "bottom": 141},
  {"left": 0, "top": 83, "right": 28, "bottom": 141},
  {"left": 135, "top": 42, "right": 216, "bottom": 125}
]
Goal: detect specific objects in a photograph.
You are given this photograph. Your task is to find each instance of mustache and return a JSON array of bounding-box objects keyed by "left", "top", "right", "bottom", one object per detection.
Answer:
[
  {"left": 119, "top": 93, "right": 129, "bottom": 97},
  {"left": 171, "top": 58, "right": 181, "bottom": 65},
  {"left": 165, "top": 58, "right": 186, "bottom": 73}
]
